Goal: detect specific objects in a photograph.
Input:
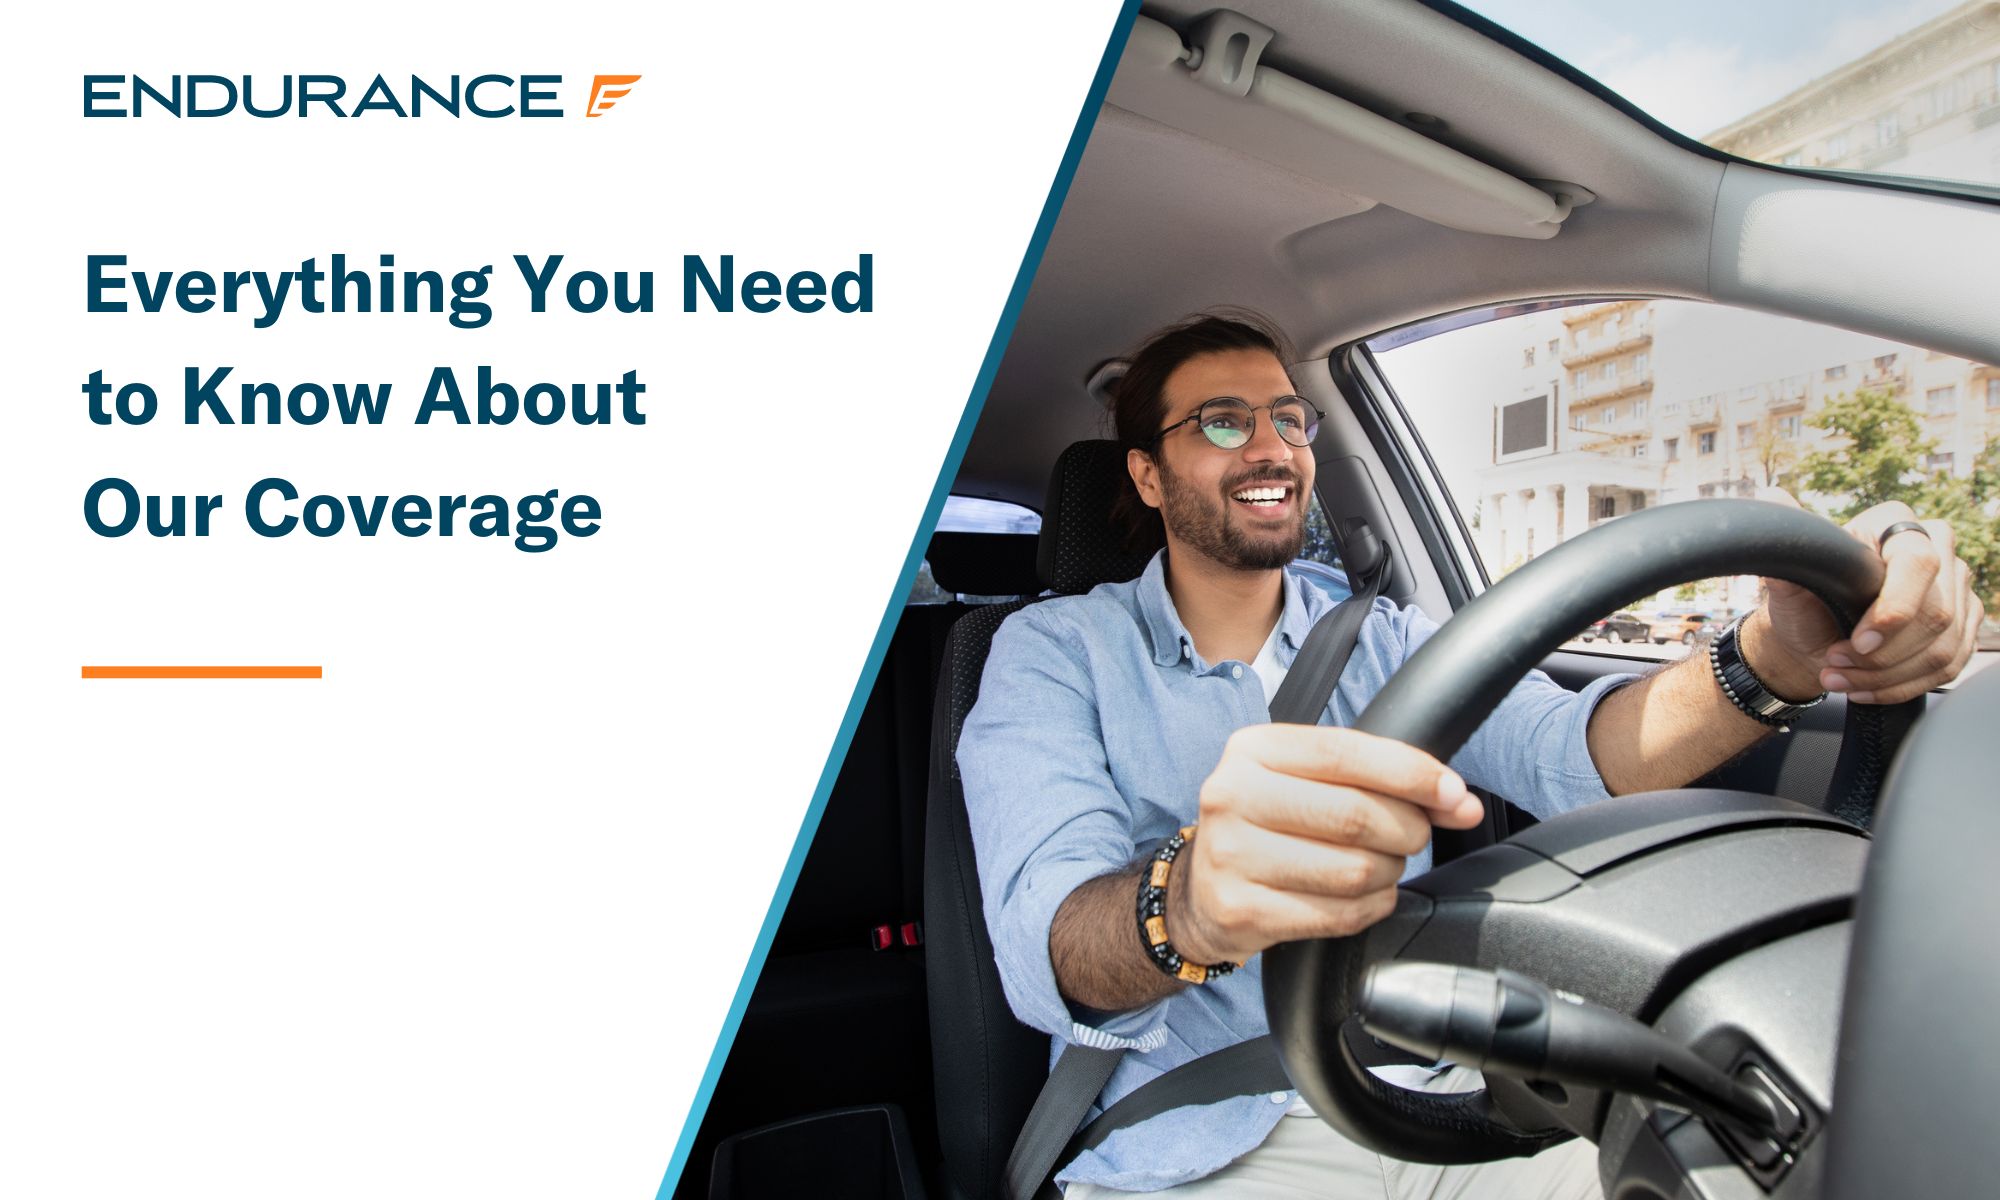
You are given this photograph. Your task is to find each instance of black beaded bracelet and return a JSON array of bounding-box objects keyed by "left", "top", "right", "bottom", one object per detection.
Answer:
[{"left": 1135, "top": 824, "right": 1239, "bottom": 985}]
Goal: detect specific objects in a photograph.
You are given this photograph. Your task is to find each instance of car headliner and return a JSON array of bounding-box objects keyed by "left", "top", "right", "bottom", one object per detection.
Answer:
[{"left": 957, "top": 0, "right": 2000, "bottom": 513}]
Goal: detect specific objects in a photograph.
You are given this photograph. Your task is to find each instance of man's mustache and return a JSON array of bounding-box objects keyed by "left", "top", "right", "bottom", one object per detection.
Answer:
[{"left": 1220, "top": 469, "right": 1302, "bottom": 492}]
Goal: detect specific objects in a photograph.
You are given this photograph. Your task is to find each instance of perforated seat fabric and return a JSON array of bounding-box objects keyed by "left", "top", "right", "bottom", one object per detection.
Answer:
[
  {"left": 926, "top": 440, "right": 1152, "bottom": 1200},
  {"left": 1037, "top": 440, "right": 1157, "bottom": 595}
]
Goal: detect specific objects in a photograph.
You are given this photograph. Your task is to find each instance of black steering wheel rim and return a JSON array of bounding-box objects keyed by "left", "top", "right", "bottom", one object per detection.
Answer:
[{"left": 1263, "top": 499, "right": 1923, "bottom": 1164}]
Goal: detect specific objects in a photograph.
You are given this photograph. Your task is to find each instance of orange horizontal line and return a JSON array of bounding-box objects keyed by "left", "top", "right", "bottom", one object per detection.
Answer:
[{"left": 81, "top": 665, "right": 322, "bottom": 680}]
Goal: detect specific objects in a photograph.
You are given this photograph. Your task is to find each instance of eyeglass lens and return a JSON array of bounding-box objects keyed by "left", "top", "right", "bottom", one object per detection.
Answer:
[{"left": 1199, "top": 398, "right": 1319, "bottom": 449}]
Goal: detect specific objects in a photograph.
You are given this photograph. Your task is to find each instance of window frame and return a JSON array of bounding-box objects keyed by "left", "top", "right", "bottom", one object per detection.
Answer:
[{"left": 1343, "top": 291, "right": 1997, "bottom": 667}]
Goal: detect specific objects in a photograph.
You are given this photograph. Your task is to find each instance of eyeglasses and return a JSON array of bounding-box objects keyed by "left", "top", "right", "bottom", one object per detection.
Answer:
[{"left": 1150, "top": 396, "right": 1323, "bottom": 450}]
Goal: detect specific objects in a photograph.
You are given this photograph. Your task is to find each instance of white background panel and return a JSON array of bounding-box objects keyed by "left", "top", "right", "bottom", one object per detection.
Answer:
[{"left": 0, "top": 3, "right": 1123, "bottom": 1196}]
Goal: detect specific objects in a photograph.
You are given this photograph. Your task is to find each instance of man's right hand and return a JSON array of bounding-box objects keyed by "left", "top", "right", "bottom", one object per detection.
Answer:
[{"left": 1167, "top": 725, "right": 1484, "bottom": 967}]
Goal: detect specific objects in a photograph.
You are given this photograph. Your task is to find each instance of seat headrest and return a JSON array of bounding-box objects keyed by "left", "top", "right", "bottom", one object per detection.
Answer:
[
  {"left": 927, "top": 531, "right": 1040, "bottom": 597},
  {"left": 1037, "top": 440, "right": 1157, "bottom": 595}
]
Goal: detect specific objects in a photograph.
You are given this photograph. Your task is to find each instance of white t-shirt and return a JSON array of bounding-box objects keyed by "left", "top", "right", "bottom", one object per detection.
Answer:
[{"left": 1249, "top": 620, "right": 1288, "bottom": 708}]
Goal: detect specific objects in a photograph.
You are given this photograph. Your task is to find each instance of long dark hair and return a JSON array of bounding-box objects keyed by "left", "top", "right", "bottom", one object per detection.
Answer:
[{"left": 1107, "top": 309, "right": 1298, "bottom": 554}]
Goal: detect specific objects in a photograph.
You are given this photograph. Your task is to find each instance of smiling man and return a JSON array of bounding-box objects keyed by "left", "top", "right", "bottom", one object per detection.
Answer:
[{"left": 956, "top": 311, "right": 1984, "bottom": 1197}]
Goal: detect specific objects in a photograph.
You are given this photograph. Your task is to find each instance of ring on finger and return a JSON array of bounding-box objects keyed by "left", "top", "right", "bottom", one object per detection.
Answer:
[{"left": 1878, "top": 520, "right": 1930, "bottom": 553}]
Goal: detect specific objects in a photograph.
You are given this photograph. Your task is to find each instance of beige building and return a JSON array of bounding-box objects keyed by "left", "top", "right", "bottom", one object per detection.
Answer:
[
  {"left": 1708, "top": 0, "right": 2000, "bottom": 183},
  {"left": 1474, "top": 3, "right": 2000, "bottom": 598}
]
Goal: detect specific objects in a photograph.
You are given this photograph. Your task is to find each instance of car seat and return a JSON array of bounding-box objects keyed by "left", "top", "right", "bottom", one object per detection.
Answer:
[{"left": 923, "top": 440, "right": 1156, "bottom": 1200}]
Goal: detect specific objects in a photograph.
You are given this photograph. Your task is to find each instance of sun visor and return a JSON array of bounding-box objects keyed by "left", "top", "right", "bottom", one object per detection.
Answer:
[{"left": 1109, "top": 13, "right": 1576, "bottom": 240}]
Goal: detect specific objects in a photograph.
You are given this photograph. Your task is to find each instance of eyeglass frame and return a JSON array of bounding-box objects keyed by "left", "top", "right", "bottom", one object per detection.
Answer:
[{"left": 1144, "top": 395, "right": 1326, "bottom": 450}]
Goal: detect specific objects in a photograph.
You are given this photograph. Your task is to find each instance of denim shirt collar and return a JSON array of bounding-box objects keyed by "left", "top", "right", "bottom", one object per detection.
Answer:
[{"left": 1134, "top": 550, "right": 1332, "bottom": 670}]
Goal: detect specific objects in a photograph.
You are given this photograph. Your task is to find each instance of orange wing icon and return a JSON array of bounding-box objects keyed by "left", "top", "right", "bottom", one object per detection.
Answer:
[{"left": 586, "top": 75, "right": 642, "bottom": 118}]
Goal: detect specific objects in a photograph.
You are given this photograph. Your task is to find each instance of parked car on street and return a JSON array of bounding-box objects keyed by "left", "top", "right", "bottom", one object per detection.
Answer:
[
  {"left": 1656, "top": 612, "right": 1719, "bottom": 646},
  {"left": 1580, "top": 611, "right": 1653, "bottom": 644}
]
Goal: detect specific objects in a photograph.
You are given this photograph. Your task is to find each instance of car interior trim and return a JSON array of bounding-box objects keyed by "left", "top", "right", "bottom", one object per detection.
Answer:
[{"left": 1110, "top": 15, "right": 1574, "bottom": 240}]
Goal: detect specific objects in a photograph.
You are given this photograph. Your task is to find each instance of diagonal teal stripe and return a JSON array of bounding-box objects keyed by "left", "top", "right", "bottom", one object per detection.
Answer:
[{"left": 651, "top": 4, "right": 1142, "bottom": 1195}]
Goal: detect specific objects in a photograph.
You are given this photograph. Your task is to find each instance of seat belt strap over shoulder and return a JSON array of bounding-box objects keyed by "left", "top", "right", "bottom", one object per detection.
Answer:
[
  {"left": 1000, "top": 528, "right": 1393, "bottom": 1200},
  {"left": 1270, "top": 523, "right": 1390, "bottom": 727}
]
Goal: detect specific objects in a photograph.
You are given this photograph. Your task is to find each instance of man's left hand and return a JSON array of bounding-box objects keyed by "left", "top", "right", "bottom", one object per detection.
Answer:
[{"left": 1751, "top": 493, "right": 1984, "bottom": 705}]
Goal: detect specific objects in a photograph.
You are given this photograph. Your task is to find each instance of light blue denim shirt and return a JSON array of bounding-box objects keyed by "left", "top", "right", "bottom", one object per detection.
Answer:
[{"left": 956, "top": 551, "right": 1635, "bottom": 1192}]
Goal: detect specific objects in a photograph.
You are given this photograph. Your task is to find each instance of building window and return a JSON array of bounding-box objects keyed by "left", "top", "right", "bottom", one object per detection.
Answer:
[
  {"left": 1600, "top": 362, "right": 1615, "bottom": 381},
  {"left": 1597, "top": 496, "right": 1616, "bottom": 519},
  {"left": 1698, "top": 431, "right": 1716, "bottom": 455},
  {"left": 1825, "top": 364, "right": 1847, "bottom": 380},
  {"left": 1875, "top": 353, "right": 1898, "bottom": 372},
  {"left": 1633, "top": 443, "right": 1648, "bottom": 459},
  {"left": 1548, "top": 339, "right": 1559, "bottom": 357},
  {"left": 1738, "top": 422, "right": 1758, "bottom": 448},
  {"left": 1878, "top": 111, "right": 1900, "bottom": 143},
  {"left": 1572, "top": 412, "right": 1586, "bottom": 431},
  {"left": 1574, "top": 370, "right": 1587, "bottom": 390},
  {"left": 1634, "top": 351, "right": 1649, "bottom": 374},
  {"left": 1607, "top": 404, "right": 1620, "bottom": 422},
  {"left": 1698, "top": 483, "right": 1718, "bottom": 498},
  {"left": 1927, "top": 385, "right": 1958, "bottom": 416},
  {"left": 1777, "top": 415, "right": 1803, "bottom": 439},
  {"left": 1928, "top": 452, "right": 1956, "bottom": 473},
  {"left": 1664, "top": 437, "right": 1679, "bottom": 461},
  {"left": 1523, "top": 346, "right": 1536, "bottom": 367},
  {"left": 1987, "top": 379, "right": 1999, "bottom": 409},
  {"left": 1630, "top": 492, "right": 1647, "bottom": 511},
  {"left": 1661, "top": 400, "right": 1681, "bottom": 416},
  {"left": 1827, "top": 131, "right": 1848, "bottom": 159},
  {"left": 1933, "top": 81, "right": 1957, "bottom": 119},
  {"left": 1632, "top": 398, "right": 1648, "bottom": 419}
]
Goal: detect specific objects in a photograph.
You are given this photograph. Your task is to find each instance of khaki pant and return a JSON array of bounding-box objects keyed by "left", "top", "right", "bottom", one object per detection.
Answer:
[{"left": 1065, "top": 1068, "right": 1603, "bottom": 1199}]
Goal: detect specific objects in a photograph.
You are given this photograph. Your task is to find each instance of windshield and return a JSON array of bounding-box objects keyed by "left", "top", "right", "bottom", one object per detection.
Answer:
[{"left": 1458, "top": 0, "right": 2000, "bottom": 192}]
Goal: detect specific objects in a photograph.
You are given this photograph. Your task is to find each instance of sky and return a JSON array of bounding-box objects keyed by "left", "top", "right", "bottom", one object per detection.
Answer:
[{"left": 1458, "top": 0, "right": 1971, "bottom": 138}]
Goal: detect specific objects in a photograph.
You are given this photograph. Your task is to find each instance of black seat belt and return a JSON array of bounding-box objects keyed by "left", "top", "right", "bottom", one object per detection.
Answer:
[
  {"left": 1268, "top": 526, "right": 1390, "bottom": 728},
  {"left": 1001, "top": 530, "right": 1392, "bottom": 1200}
]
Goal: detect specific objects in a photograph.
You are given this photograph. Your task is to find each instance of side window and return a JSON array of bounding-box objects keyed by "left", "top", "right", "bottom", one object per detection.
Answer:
[
  {"left": 1299, "top": 490, "right": 1343, "bottom": 570},
  {"left": 1372, "top": 299, "right": 1998, "bottom": 674},
  {"left": 907, "top": 496, "right": 1043, "bottom": 605}
]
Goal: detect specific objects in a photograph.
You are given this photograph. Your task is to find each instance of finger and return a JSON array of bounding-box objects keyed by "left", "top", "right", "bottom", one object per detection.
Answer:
[
  {"left": 1222, "top": 770, "right": 1435, "bottom": 856},
  {"left": 1842, "top": 500, "right": 1919, "bottom": 547},
  {"left": 1229, "top": 724, "right": 1469, "bottom": 815},
  {"left": 1223, "top": 880, "right": 1401, "bottom": 945},
  {"left": 1207, "top": 820, "right": 1410, "bottom": 897},
  {"left": 1849, "top": 532, "right": 1949, "bottom": 661},
  {"left": 1835, "top": 585, "right": 1979, "bottom": 704}
]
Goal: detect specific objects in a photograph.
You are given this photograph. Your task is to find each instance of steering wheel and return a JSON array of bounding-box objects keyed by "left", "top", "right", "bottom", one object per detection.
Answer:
[{"left": 1260, "top": 499, "right": 1924, "bottom": 1165}]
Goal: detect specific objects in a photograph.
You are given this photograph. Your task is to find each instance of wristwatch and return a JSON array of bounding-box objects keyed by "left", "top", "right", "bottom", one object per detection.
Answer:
[{"left": 1707, "top": 612, "right": 1827, "bottom": 732}]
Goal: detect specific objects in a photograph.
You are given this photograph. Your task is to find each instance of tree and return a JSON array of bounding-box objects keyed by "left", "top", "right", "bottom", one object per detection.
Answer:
[
  {"left": 1919, "top": 437, "right": 2000, "bottom": 602},
  {"left": 1800, "top": 386, "right": 2000, "bottom": 601},
  {"left": 1751, "top": 414, "right": 1801, "bottom": 490},
  {"left": 1798, "top": 385, "right": 1933, "bottom": 517}
]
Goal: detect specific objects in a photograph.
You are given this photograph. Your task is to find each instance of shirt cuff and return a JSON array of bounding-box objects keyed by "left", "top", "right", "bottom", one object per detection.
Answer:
[
  {"left": 1066, "top": 1016, "right": 1170, "bottom": 1052},
  {"left": 1535, "top": 670, "right": 1639, "bottom": 814},
  {"left": 992, "top": 850, "right": 1172, "bottom": 1047}
]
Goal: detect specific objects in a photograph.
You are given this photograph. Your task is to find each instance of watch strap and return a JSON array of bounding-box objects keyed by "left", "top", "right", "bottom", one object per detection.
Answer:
[{"left": 1707, "top": 612, "right": 1826, "bottom": 732}]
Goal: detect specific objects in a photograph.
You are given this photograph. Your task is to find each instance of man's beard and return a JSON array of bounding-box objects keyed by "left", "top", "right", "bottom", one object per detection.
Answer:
[{"left": 1156, "top": 458, "right": 1308, "bottom": 571}]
